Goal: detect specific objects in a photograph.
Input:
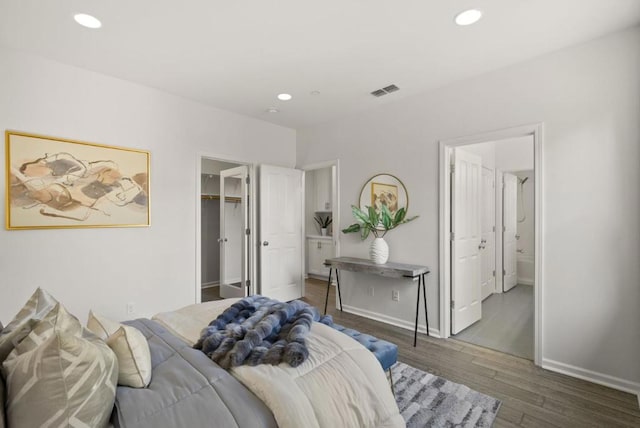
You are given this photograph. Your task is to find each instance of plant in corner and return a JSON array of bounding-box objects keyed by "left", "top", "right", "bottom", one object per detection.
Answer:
[
  {"left": 342, "top": 204, "right": 418, "bottom": 264},
  {"left": 314, "top": 214, "right": 332, "bottom": 236}
]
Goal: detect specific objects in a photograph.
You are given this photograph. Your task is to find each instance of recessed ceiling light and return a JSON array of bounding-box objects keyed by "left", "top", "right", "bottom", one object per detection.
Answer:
[
  {"left": 454, "top": 9, "right": 482, "bottom": 26},
  {"left": 266, "top": 107, "right": 279, "bottom": 113},
  {"left": 74, "top": 13, "right": 102, "bottom": 29},
  {"left": 277, "top": 93, "right": 292, "bottom": 101}
]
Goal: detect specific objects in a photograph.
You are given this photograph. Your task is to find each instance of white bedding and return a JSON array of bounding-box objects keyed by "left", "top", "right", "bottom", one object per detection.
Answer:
[{"left": 153, "top": 300, "right": 404, "bottom": 428}]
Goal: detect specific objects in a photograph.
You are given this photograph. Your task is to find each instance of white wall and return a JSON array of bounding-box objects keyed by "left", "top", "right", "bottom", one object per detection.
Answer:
[
  {"left": 297, "top": 27, "right": 640, "bottom": 388},
  {"left": 0, "top": 48, "right": 296, "bottom": 323},
  {"left": 515, "top": 170, "right": 535, "bottom": 285},
  {"left": 495, "top": 137, "right": 535, "bottom": 171}
]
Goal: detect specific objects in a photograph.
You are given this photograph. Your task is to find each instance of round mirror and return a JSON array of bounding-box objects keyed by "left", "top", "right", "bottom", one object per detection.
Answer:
[{"left": 358, "top": 173, "right": 409, "bottom": 219}]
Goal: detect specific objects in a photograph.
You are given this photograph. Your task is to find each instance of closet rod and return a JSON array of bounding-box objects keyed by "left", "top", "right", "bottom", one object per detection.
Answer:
[{"left": 201, "top": 195, "right": 242, "bottom": 203}]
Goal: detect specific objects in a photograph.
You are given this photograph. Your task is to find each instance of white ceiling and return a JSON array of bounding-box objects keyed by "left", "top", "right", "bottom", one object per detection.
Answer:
[{"left": 1, "top": 1, "right": 639, "bottom": 130}]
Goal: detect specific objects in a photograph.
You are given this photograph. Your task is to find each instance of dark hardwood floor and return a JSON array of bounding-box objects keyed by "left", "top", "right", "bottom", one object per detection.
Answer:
[
  {"left": 302, "top": 278, "right": 640, "bottom": 428},
  {"left": 201, "top": 286, "right": 220, "bottom": 302}
]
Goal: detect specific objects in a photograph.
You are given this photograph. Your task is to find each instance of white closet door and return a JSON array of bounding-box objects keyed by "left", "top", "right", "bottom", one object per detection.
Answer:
[
  {"left": 451, "top": 148, "right": 482, "bottom": 335},
  {"left": 219, "top": 165, "right": 249, "bottom": 298},
  {"left": 503, "top": 173, "right": 518, "bottom": 292}
]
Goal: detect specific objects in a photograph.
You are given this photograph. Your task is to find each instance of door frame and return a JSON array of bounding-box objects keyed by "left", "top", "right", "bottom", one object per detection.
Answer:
[
  {"left": 300, "top": 159, "right": 342, "bottom": 280},
  {"left": 439, "top": 123, "right": 544, "bottom": 365},
  {"left": 196, "top": 153, "right": 256, "bottom": 304}
]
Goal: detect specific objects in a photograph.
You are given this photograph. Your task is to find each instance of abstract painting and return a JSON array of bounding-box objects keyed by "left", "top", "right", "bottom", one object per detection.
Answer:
[{"left": 5, "top": 131, "right": 150, "bottom": 229}]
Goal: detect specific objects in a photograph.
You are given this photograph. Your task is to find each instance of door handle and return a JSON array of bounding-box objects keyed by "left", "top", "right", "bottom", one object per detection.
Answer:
[
  {"left": 262, "top": 241, "right": 269, "bottom": 246},
  {"left": 481, "top": 238, "right": 487, "bottom": 244},
  {"left": 479, "top": 244, "right": 485, "bottom": 250},
  {"left": 224, "top": 238, "right": 228, "bottom": 242}
]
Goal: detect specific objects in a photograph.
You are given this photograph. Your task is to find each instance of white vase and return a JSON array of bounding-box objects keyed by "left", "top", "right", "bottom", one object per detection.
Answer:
[
  {"left": 320, "top": 228, "right": 328, "bottom": 236},
  {"left": 370, "top": 237, "right": 389, "bottom": 264}
]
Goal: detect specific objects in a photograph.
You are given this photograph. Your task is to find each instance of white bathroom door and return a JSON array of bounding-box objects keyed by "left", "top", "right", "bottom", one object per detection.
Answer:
[
  {"left": 451, "top": 148, "right": 482, "bottom": 335},
  {"left": 503, "top": 173, "right": 518, "bottom": 292},
  {"left": 480, "top": 167, "right": 496, "bottom": 301},
  {"left": 219, "top": 165, "right": 249, "bottom": 298},
  {"left": 259, "top": 165, "right": 304, "bottom": 301}
]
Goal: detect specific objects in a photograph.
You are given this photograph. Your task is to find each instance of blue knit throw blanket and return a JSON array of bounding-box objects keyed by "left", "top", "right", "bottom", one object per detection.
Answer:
[{"left": 194, "top": 295, "right": 333, "bottom": 369}]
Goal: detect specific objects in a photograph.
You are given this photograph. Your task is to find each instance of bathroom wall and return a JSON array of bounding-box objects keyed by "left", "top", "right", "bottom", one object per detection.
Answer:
[{"left": 515, "top": 170, "right": 535, "bottom": 285}]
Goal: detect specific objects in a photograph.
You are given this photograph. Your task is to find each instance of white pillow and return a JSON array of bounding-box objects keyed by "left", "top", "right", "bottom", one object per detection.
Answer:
[
  {"left": 87, "top": 312, "right": 152, "bottom": 388},
  {"left": 86, "top": 310, "right": 122, "bottom": 341}
]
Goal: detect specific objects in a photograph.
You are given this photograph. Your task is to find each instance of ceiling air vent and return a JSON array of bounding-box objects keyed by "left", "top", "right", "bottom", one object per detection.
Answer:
[{"left": 370, "top": 84, "right": 400, "bottom": 97}]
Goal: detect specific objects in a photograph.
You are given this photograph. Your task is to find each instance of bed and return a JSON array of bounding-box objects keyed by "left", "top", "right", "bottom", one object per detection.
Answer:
[
  {"left": 0, "top": 291, "right": 403, "bottom": 428},
  {"left": 113, "top": 298, "right": 404, "bottom": 428}
]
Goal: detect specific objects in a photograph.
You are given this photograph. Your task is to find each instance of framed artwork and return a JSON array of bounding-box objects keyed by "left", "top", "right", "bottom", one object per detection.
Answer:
[
  {"left": 359, "top": 173, "right": 408, "bottom": 228},
  {"left": 5, "top": 131, "right": 150, "bottom": 230},
  {"left": 371, "top": 182, "right": 398, "bottom": 213}
]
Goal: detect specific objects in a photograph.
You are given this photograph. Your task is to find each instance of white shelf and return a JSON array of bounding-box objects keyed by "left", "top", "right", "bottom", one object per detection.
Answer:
[{"left": 307, "top": 235, "right": 332, "bottom": 240}]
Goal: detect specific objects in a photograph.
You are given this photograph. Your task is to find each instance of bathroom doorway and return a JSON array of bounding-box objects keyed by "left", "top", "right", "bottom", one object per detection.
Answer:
[{"left": 439, "top": 124, "right": 542, "bottom": 364}]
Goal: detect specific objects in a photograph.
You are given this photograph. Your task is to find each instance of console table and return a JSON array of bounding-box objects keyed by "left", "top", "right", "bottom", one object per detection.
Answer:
[{"left": 323, "top": 256, "right": 430, "bottom": 347}]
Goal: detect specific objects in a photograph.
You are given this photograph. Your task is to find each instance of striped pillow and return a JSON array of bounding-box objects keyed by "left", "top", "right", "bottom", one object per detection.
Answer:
[
  {"left": 1, "top": 320, "right": 4, "bottom": 428},
  {"left": 0, "top": 288, "right": 58, "bottom": 362},
  {"left": 3, "top": 328, "right": 118, "bottom": 428}
]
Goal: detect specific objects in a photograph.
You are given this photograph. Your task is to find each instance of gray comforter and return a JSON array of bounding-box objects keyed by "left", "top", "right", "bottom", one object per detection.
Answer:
[{"left": 111, "top": 319, "right": 277, "bottom": 428}]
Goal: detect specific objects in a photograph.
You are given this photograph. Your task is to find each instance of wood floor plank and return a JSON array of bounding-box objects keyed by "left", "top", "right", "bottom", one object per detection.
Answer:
[
  {"left": 493, "top": 417, "right": 522, "bottom": 428},
  {"left": 302, "top": 278, "right": 640, "bottom": 427},
  {"left": 494, "top": 403, "right": 524, "bottom": 425}
]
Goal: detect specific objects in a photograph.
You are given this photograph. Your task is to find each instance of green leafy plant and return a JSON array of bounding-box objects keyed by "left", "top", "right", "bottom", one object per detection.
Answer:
[
  {"left": 342, "top": 205, "right": 418, "bottom": 240},
  {"left": 314, "top": 214, "right": 332, "bottom": 228}
]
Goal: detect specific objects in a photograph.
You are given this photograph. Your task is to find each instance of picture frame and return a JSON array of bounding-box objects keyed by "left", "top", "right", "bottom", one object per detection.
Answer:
[
  {"left": 5, "top": 131, "right": 150, "bottom": 230},
  {"left": 371, "top": 182, "right": 399, "bottom": 213},
  {"left": 359, "top": 173, "right": 408, "bottom": 219}
]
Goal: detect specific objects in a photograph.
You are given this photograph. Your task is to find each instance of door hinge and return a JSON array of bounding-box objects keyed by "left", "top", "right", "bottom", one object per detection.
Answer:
[
  {"left": 492, "top": 270, "right": 496, "bottom": 277},
  {"left": 245, "top": 228, "right": 250, "bottom": 235},
  {"left": 450, "top": 300, "right": 455, "bottom": 310},
  {"left": 245, "top": 176, "right": 250, "bottom": 184},
  {"left": 492, "top": 226, "right": 496, "bottom": 232},
  {"left": 503, "top": 225, "right": 506, "bottom": 232},
  {"left": 503, "top": 269, "right": 506, "bottom": 276},
  {"left": 450, "top": 164, "right": 456, "bottom": 174},
  {"left": 450, "top": 232, "right": 455, "bottom": 241}
]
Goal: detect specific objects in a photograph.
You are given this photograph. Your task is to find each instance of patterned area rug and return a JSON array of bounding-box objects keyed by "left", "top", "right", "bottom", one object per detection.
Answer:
[{"left": 392, "top": 362, "right": 501, "bottom": 427}]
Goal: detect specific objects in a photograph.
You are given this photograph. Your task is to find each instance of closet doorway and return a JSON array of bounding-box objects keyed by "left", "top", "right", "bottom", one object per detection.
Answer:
[{"left": 198, "top": 157, "right": 253, "bottom": 302}]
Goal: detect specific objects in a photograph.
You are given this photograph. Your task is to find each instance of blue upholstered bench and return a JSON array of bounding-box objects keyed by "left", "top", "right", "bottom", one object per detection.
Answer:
[{"left": 331, "top": 323, "right": 398, "bottom": 373}]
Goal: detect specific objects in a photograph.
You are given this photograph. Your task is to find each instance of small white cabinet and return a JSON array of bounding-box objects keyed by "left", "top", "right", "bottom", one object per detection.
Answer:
[
  {"left": 314, "top": 168, "right": 332, "bottom": 212},
  {"left": 307, "top": 237, "right": 333, "bottom": 277}
]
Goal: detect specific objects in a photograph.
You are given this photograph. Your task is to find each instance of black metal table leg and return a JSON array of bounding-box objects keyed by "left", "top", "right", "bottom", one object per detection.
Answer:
[
  {"left": 336, "top": 269, "right": 343, "bottom": 311},
  {"left": 414, "top": 275, "right": 420, "bottom": 347},
  {"left": 423, "top": 273, "right": 429, "bottom": 337},
  {"left": 324, "top": 267, "right": 333, "bottom": 315}
]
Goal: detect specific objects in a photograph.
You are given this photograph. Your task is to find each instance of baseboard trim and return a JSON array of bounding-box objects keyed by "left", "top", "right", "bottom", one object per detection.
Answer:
[
  {"left": 342, "top": 304, "right": 441, "bottom": 338},
  {"left": 542, "top": 358, "right": 640, "bottom": 397},
  {"left": 307, "top": 274, "right": 336, "bottom": 285},
  {"left": 517, "top": 277, "right": 534, "bottom": 286},
  {"left": 201, "top": 282, "right": 219, "bottom": 289}
]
